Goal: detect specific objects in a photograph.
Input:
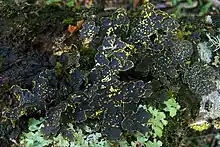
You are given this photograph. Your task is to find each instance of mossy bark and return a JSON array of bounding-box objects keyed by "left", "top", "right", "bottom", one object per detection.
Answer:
[{"left": 0, "top": 0, "right": 79, "bottom": 51}]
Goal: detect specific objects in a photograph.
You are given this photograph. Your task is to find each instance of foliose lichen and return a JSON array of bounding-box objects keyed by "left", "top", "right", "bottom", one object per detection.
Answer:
[
  {"left": 183, "top": 62, "right": 219, "bottom": 96},
  {"left": 1, "top": 2, "right": 214, "bottom": 145}
]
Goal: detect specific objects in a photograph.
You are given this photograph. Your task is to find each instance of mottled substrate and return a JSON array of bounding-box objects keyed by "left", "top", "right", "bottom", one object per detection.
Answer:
[
  {"left": 184, "top": 29, "right": 220, "bottom": 129},
  {"left": 200, "top": 90, "right": 220, "bottom": 120},
  {"left": 183, "top": 62, "right": 219, "bottom": 96}
]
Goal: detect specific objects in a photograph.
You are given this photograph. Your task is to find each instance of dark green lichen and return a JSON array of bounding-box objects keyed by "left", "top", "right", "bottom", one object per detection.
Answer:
[
  {"left": 1, "top": 2, "right": 215, "bottom": 146},
  {"left": 42, "top": 102, "right": 68, "bottom": 136},
  {"left": 135, "top": 39, "right": 193, "bottom": 84},
  {"left": 129, "top": 3, "right": 179, "bottom": 51}
]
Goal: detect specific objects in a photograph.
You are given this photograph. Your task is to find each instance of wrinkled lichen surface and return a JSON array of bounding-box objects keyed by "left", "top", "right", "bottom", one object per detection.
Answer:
[{"left": 0, "top": 1, "right": 220, "bottom": 146}]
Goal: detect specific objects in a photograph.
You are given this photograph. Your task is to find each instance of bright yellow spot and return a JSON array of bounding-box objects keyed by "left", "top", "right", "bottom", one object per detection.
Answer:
[
  {"left": 185, "top": 60, "right": 191, "bottom": 65},
  {"left": 95, "top": 110, "right": 103, "bottom": 116},
  {"left": 190, "top": 120, "right": 211, "bottom": 131},
  {"left": 109, "top": 86, "right": 119, "bottom": 93}
]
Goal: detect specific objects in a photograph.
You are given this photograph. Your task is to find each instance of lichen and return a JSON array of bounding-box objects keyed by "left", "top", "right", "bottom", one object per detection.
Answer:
[
  {"left": 183, "top": 62, "right": 219, "bottom": 96},
  {"left": 197, "top": 42, "right": 212, "bottom": 63},
  {"left": 129, "top": 3, "right": 179, "bottom": 51},
  {"left": 190, "top": 120, "right": 211, "bottom": 132},
  {"left": 1, "top": 2, "right": 212, "bottom": 146},
  {"left": 199, "top": 90, "right": 220, "bottom": 120}
]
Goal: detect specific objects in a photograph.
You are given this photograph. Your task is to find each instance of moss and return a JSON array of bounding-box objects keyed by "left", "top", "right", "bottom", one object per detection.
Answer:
[
  {"left": 177, "top": 22, "right": 194, "bottom": 40},
  {"left": 55, "top": 62, "right": 63, "bottom": 76},
  {"left": 0, "top": 1, "right": 81, "bottom": 50},
  {"left": 177, "top": 17, "right": 204, "bottom": 41},
  {"left": 79, "top": 47, "right": 97, "bottom": 70},
  {"left": 62, "top": 18, "right": 76, "bottom": 25},
  {"left": 161, "top": 86, "right": 201, "bottom": 146}
]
